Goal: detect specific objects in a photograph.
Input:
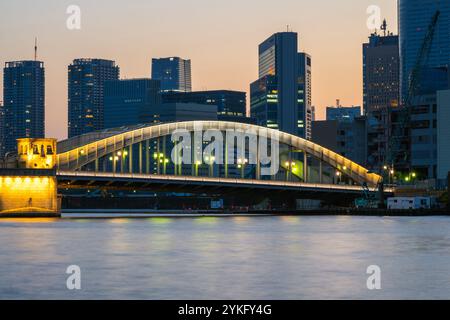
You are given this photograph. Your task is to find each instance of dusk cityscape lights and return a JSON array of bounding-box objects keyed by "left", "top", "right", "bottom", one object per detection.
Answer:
[{"left": 1, "top": 0, "right": 450, "bottom": 303}]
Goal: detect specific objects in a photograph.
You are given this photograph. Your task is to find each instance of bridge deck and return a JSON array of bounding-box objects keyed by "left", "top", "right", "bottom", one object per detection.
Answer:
[{"left": 57, "top": 171, "right": 394, "bottom": 199}]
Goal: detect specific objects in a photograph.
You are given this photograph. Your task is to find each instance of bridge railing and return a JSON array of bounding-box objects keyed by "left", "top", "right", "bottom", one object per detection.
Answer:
[{"left": 57, "top": 170, "right": 392, "bottom": 193}]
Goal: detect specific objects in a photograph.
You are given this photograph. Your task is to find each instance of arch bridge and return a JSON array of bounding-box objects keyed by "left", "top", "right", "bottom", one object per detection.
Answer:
[{"left": 55, "top": 121, "right": 383, "bottom": 198}]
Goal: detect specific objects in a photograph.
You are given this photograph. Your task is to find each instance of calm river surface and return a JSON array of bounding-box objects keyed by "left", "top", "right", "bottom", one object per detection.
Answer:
[{"left": 1, "top": 215, "right": 450, "bottom": 299}]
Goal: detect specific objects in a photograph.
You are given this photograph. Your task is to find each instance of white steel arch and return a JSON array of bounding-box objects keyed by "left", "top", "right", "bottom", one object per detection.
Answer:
[{"left": 56, "top": 121, "right": 382, "bottom": 187}]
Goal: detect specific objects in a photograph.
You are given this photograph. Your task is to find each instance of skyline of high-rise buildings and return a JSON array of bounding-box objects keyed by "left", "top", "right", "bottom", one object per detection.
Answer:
[
  {"left": 1, "top": 1, "right": 449, "bottom": 182},
  {"left": 2, "top": 60, "right": 45, "bottom": 156}
]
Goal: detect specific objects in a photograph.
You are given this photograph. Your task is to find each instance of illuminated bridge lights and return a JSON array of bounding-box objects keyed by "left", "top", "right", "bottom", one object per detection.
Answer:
[
  {"left": 55, "top": 121, "right": 382, "bottom": 187},
  {"left": 0, "top": 175, "right": 59, "bottom": 216}
]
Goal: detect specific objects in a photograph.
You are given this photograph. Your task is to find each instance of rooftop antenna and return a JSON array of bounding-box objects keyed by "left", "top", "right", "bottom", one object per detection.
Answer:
[
  {"left": 34, "top": 37, "right": 38, "bottom": 61},
  {"left": 381, "top": 19, "right": 388, "bottom": 36}
]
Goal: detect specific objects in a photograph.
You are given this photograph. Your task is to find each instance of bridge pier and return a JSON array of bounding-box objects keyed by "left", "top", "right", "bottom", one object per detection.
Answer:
[{"left": 0, "top": 138, "right": 61, "bottom": 218}]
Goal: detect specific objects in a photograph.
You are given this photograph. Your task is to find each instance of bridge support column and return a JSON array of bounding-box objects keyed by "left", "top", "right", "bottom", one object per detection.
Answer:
[
  {"left": 120, "top": 148, "right": 125, "bottom": 173},
  {"left": 138, "top": 142, "right": 143, "bottom": 174},
  {"left": 146, "top": 140, "right": 150, "bottom": 174},
  {"left": 303, "top": 152, "right": 308, "bottom": 183},
  {"left": 95, "top": 142, "right": 99, "bottom": 172},
  {"left": 319, "top": 160, "right": 323, "bottom": 184},
  {"left": 224, "top": 137, "right": 228, "bottom": 178},
  {"left": 129, "top": 145, "right": 133, "bottom": 173},
  {"left": 163, "top": 136, "right": 167, "bottom": 175},
  {"left": 256, "top": 137, "right": 260, "bottom": 180}
]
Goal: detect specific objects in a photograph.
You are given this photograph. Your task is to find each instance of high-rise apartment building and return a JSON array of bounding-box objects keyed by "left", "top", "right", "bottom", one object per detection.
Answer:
[
  {"left": 68, "top": 59, "right": 120, "bottom": 138},
  {"left": 151, "top": 57, "right": 192, "bottom": 92},
  {"left": 3, "top": 61, "right": 45, "bottom": 155}
]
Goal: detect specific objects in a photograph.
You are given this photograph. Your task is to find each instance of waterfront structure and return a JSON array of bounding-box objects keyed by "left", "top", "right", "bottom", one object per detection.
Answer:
[
  {"left": 398, "top": 0, "right": 450, "bottom": 101},
  {"left": 250, "top": 32, "right": 312, "bottom": 139},
  {"left": 161, "top": 90, "right": 250, "bottom": 123},
  {"left": 104, "top": 78, "right": 161, "bottom": 129},
  {"left": 0, "top": 138, "right": 59, "bottom": 217},
  {"left": 0, "top": 121, "right": 386, "bottom": 218},
  {"left": 2, "top": 61, "right": 45, "bottom": 155},
  {"left": 363, "top": 31, "right": 400, "bottom": 114},
  {"left": 151, "top": 57, "right": 192, "bottom": 92},
  {"left": 68, "top": 59, "right": 120, "bottom": 138}
]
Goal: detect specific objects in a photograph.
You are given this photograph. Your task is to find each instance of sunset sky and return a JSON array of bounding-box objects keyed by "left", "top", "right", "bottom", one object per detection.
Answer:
[{"left": 0, "top": 0, "right": 397, "bottom": 140}]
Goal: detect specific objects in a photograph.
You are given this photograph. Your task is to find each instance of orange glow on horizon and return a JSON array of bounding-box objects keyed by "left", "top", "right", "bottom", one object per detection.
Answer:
[{"left": 0, "top": 0, "right": 397, "bottom": 139}]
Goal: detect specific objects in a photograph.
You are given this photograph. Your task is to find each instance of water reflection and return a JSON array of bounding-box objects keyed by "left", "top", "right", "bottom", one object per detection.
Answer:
[{"left": 0, "top": 216, "right": 450, "bottom": 299}]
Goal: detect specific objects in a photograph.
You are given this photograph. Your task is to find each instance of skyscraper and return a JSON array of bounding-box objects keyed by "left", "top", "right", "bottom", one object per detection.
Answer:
[
  {"left": 68, "top": 59, "right": 119, "bottom": 138},
  {"left": 299, "top": 52, "right": 313, "bottom": 139},
  {"left": 250, "top": 32, "right": 312, "bottom": 139},
  {"left": 363, "top": 31, "right": 400, "bottom": 114},
  {"left": 3, "top": 61, "right": 45, "bottom": 155},
  {"left": 399, "top": 0, "right": 450, "bottom": 100},
  {"left": 151, "top": 57, "right": 192, "bottom": 92},
  {"left": 104, "top": 78, "right": 161, "bottom": 129}
]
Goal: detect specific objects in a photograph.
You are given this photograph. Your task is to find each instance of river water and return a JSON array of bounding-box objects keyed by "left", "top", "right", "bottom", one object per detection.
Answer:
[{"left": 1, "top": 215, "right": 450, "bottom": 299}]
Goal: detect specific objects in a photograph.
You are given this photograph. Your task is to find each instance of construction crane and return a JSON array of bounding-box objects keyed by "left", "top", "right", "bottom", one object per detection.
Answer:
[
  {"left": 385, "top": 10, "right": 440, "bottom": 180},
  {"left": 355, "top": 12, "right": 440, "bottom": 209}
]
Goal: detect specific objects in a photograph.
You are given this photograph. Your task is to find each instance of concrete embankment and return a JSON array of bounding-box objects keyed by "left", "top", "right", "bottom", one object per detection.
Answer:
[
  {"left": 59, "top": 208, "right": 450, "bottom": 218},
  {"left": 2, "top": 208, "right": 448, "bottom": 219}
]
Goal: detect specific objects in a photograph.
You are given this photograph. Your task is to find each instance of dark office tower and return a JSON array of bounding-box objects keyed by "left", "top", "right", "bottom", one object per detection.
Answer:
[
  {"left": 104, "top": 78, "right": 161, "bottom": 129},
  {"left": 250, "top": 32, "right": 311, "bottom": 139},
  {"left": 68, "top": 59, "right": 119, "bottom": 138},
  {"left": 399, "top": 0, "right": 450, "bottom": 100},
  {"left": 3, "top": 61, "right": 45, "bottom": 154},
  {"left": 363, "top": 31, "right": 400, "bottom": 114},
  {"left": 161, "top": 90, "right": 248, "bottom": 122},
  {"left": 151, "top": 57, "right": 192, "bottom": 92}
]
